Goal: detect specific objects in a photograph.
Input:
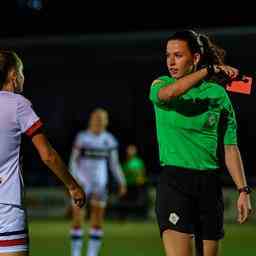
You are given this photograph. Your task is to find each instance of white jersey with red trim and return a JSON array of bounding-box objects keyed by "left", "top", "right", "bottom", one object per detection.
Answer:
[
  {"left": 0, "top": 91, "right": 41, "bottom": 206},
  {"left": 69, "top": 130, "right": 125, "bottom": 194}
]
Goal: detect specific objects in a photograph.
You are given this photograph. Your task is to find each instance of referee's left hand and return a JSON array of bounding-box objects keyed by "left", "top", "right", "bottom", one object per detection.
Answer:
[{"left": 237, "top": 193, "right": 252, "bottom": 224}]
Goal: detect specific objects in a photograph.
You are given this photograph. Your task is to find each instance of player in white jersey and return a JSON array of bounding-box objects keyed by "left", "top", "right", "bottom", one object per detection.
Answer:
[
  {"left": 69, "top": 108, "right": 127, "bottom": 256},
  {"left": 0, "top": 50, "right": 86, "bottom": 256}
]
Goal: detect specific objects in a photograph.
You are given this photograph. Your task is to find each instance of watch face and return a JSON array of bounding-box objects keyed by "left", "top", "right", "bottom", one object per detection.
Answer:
[
  {"left": 239, "top": 186, "right": 251, "bottom": 194},
  {"left": 244, "top": 188, "right": 249, "bottom": 193},
  {"left": 246, "top": 187, "right": 252, "bottom": 193}
]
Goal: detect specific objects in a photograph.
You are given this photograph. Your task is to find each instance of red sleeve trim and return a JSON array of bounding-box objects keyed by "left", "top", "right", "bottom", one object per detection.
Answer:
[
  {"left": 26, "top": 119, "right": 43, "bottom": 137},
  {"left": 0, "top": 238, "right": 27, "bottom": 246}
]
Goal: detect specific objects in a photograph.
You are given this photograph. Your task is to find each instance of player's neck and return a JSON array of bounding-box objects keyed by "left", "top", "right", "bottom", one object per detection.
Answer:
[
  {"left": 1, "top": 82, "right": 14, "bottom": 92},
  {"left": 88, "top": 128, "right": 104, "bottom": 135}
]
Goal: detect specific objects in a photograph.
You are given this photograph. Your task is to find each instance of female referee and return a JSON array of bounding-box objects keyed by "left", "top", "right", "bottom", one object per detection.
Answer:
[{"left": 149, "top": 30, "right": 252, "bottom": 256}]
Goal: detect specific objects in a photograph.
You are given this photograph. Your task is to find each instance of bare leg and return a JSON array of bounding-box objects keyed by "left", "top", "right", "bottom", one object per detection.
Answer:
[
  {"left": 0, "top": 252, "right": 28, "bottom": 256},
  {"left": 162, "top": 229, "right": 193, "bottom": 256},
  {"left": 89, "top": 202, "right": 105, "bottom": 228},
  {"left": 203, "top": 240, "right": 219, "bottom": 256},
  {"left": 72, "top": 204, "right": 85, "bottom": 227}
]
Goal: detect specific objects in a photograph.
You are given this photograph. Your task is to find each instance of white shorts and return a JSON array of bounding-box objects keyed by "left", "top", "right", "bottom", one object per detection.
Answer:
[
  {"left": 0, "top": 204, "right": 28, "bottom": 253},
  {"left": 72, "top": 179, "right": 108, "bottom": 208}
]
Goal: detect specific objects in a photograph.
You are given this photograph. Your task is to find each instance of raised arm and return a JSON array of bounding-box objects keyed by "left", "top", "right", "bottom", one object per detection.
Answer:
[
  {"left": 158, "top": 67, "right": 208, "bottom": 101},
  {"left": 158, "top": 65, "right": 239, "bottom": 101}
]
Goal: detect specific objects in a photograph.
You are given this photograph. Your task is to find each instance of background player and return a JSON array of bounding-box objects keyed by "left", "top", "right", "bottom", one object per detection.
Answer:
[
  {"left": 0, "top": 50, "right": 85, "bottom": 256},
  {"left": 69, "top": 108, "right": 126, "bottom": 256}
]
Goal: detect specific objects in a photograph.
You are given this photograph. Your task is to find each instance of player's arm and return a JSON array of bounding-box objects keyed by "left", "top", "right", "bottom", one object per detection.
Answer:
[
  {"left": 222, "top": 91, "right": 252, "bottom": 224},
  {"left": 31, "top": 132, "right": 86, "bottom": 208},
  {"left": 109, "top": 149, "right": 127, "bottom": 196},
  {"left": 16, "top": 95, "right": 85, "bottom": 207},
  {"left": 224, "top": 145, "right": 252, "bottom": 223},
  {"left": 157, "top": 65, "right": 238, "bottom": 101},
  {"left": 69, "top": 145, "right": 80, "bottom": 176},
  {"left": 157, "top": 68, "right": 209, "bottom": 101},
  {"left": 225, "top": 145, "right": 248, "bottom": 190}
]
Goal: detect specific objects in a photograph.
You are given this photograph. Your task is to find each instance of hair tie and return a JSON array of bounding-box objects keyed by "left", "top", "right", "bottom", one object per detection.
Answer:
[{"left": 189, "top": 30, "right": 204, "bottom": 54}]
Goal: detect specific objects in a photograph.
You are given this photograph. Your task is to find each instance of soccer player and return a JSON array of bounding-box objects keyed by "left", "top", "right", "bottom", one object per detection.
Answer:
[
  {"left": 149, "top": 30, "right": 252, "bottom": 256},
  {"left": 0, "top": 50, "right": 85, "bottom": 256},
  {"left": 69, "top": 108, "right": 126, "bottom": 256}
]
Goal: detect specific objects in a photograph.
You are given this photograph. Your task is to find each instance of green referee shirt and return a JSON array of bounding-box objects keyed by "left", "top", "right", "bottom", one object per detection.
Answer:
[
  {"left": 122, "top": 157, "right": 146, "bottom": 186},
  {"left": 149, "top": 75, "right": 237, "bottom": 170}
]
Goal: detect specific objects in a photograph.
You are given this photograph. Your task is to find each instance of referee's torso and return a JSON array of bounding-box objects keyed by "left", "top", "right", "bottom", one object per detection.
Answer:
[{"left": 150, "top": 75, "right": 237, "bottom": 171}]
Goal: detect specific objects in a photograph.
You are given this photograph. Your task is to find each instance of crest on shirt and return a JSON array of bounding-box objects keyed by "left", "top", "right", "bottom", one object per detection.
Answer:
[
  {"left": 204, "top": 113, "right": 217, "bottom": 128},
  {"left": 169, "top": 212, "right": 180, "bottom": 225}
]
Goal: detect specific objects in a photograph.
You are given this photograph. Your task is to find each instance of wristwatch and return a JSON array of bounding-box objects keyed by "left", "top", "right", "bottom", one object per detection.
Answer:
[{"left": 238, "top": 186, "right": 252, "bottom": 194}]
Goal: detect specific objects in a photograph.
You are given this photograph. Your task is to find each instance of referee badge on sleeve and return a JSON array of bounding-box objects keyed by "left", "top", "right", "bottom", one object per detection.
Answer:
[{"left": 169, "top": 212, "right": 180, "bottom": 225}]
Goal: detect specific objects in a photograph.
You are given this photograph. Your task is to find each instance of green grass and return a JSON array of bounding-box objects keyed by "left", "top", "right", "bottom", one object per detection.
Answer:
[{"left": 29, "top": 219, "right": 256, "bottom": 256}]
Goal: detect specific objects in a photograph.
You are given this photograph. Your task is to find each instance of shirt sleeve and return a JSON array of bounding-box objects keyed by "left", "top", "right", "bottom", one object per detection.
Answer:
[
  {"left": 16, "top": 95, "right": 42, "bottom": 136},
  {"left": 222, "top": 92, "right": 238, "bottom": 145},
  {"left": 149, "top": 76, "right": 175, "bottom": 105}
]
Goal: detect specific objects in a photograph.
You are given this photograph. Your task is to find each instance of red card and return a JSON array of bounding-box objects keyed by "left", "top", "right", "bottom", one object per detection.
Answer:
[{"left": 226, "top": 76, "right": 253, "bottom": 94}]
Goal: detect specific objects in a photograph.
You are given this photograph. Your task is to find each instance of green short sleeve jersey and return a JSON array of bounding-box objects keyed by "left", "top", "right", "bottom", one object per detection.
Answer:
[
  {"left": 149, "top": 75, "right": 237, "bottom": 170},
  {"left": 122, "top": 157, "right": 146, "bottom": 186}
]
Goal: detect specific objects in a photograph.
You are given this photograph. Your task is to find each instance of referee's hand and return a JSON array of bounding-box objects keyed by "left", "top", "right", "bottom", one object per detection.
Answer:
[
  {"left": 237, "top": 193, "right": 252, "bottom": 224},
  {"left": 214, "top": 65, "right": 239, "bottom": 80}
]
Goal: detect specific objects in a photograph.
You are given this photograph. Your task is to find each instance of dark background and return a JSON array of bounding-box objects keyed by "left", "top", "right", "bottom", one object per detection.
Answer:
[{"left": 1, "top": 1, "right": 256, "bottom": 187}]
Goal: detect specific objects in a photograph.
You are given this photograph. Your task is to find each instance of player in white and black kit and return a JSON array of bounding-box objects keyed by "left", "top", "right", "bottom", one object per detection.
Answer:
[
  {"left": 69, "top": 108, "right": 127, "bottom": 256},
  {"left": 0, "top": 50, "right": 86, "bottom": 256}
]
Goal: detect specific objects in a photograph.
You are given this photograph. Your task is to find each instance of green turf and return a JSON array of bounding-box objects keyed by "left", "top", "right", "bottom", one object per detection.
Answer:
[{"left": 29, "top": 219, "right": 255, "bottom": 255}]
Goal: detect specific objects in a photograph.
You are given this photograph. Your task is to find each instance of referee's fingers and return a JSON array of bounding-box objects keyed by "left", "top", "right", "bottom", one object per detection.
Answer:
[
  {"left": 237, "top": 205, "right": 244, "bottom": 224},
  {"left": 238, "top": 205, "right": 250, "bottom": 224}
]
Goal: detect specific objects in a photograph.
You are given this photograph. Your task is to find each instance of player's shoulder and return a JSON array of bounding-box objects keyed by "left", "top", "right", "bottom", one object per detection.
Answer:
[
  {"left": 78, "top": 130, "right": 88, "bottom": 137},
  {"left": 0, "top": 91, "right": 29, "bottom": 102},
  {"left": 104, "top": 131, "right": 118, "bottom": 146},
  {"left": 15, "top": 93, "right": 31, "bottom": 106},
  {"left": 75, "top": 130, "right": 87, "bottom": 140}
]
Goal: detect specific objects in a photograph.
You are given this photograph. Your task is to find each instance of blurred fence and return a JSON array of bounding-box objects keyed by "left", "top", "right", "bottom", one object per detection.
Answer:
[{"left": 26, "top": 186, "right": 256, "bottom": 223}]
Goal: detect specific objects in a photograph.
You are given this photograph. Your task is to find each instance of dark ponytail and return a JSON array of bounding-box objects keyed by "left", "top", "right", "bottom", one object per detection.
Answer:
[{"left": 167, "top": 30, "right": 230, "bottom": 85}]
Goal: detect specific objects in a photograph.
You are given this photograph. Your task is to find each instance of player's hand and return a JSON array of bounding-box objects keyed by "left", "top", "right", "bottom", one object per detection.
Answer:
[
  {"left": 237, "top": 193, "right": 252, "bottom": 224},
  {"left": 118, "top": 185, "right": 127, "bottom": 197},
  {"left": 69, "top": 184, "right": 86, "bottom": 208},
  {"left": 214, "top": 65, "right": 239, "bottom": 80}
]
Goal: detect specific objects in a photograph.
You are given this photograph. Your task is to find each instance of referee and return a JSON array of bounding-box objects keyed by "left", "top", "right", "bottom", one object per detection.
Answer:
[{"left": 149, "top": 30, "right": 252, "bottom": 256}]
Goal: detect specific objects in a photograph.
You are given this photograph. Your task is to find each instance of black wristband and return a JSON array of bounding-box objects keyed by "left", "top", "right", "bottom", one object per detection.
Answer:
[
  {"left": 206, "top": 64, "right": 215, "bottom": 77},
  {"left": 238, "top": 186, "right": 252, "bottom": 194}
]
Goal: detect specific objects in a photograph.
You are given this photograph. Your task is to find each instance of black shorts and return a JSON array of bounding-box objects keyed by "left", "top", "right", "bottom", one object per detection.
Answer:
[{"left": 155, "top": 166, "right": 224, "bottom": 240}]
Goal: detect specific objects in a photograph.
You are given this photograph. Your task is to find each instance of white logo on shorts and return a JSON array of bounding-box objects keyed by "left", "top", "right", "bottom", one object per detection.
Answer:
[{"left": 169, "top": 212, "right": 179, "bottom": 225}]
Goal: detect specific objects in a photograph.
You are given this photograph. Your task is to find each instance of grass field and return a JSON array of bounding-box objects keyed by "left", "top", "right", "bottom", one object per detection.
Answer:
[{"left": 29, "top": 219, "right": 255, "bottom": 255}]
